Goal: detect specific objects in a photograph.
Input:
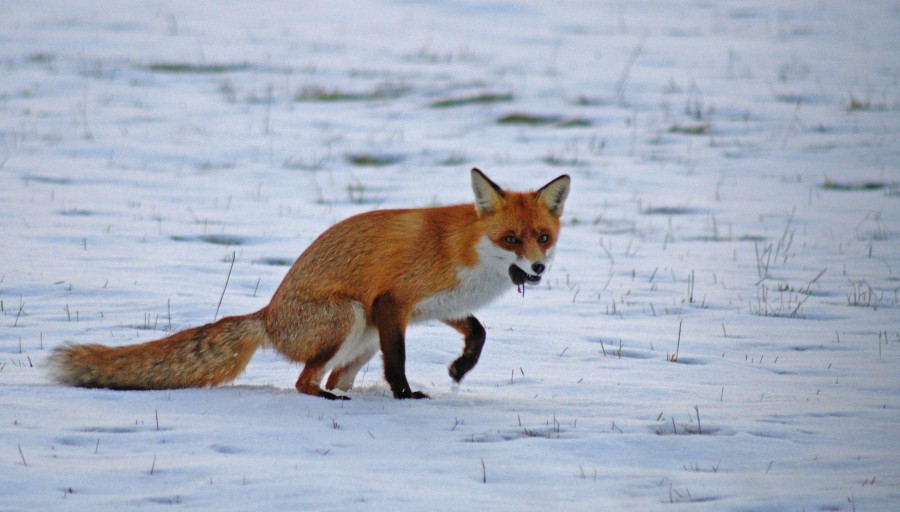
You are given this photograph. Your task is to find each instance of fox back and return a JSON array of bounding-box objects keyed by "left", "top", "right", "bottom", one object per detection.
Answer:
[{"left": 268, "top": 169, "right": 570, "bottom": 325}]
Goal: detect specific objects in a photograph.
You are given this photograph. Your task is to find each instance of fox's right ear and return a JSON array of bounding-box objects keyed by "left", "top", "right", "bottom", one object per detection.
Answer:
[
  {"left": 537, "top": 174, "right": 571, "bottom": 217},
  {"left": 471, "top": 168, "right": 505, "bottom": 216}
]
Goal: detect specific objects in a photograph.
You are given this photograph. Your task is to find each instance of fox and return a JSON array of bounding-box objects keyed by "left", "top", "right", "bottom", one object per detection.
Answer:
[{"left": 51, "top": 169, "right": 570, "bottom": 400}]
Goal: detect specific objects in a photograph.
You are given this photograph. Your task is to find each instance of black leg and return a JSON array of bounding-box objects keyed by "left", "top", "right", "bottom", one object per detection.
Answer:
[
  {"left": 445, "top": 316, "right": 486, "bottom": 383},
  {"left": 372, "top": 293, "right": 429, "bottom": 399}
]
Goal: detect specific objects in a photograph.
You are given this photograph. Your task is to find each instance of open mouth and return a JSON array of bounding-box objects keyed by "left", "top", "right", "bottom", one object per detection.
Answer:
[{"left": 509, "top": 265, "right": 541, "bottom": 286}]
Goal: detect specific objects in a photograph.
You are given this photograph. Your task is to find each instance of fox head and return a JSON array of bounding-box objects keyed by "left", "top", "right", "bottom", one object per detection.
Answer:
[{"left": 471, "top": 168, "right": 570, "bottom": 287}]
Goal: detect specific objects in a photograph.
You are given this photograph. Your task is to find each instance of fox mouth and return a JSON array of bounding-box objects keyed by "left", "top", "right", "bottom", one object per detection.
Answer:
[{"left": 509, "top": 265, "right": 541, "bottom": 286}]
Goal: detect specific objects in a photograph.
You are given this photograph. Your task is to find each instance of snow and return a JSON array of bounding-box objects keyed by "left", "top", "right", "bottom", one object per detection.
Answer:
[{"left": 2, "top": 0, "right": 898, "bottom": 510}]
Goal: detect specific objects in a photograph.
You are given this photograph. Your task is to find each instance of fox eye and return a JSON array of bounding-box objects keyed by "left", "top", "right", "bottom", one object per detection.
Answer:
[
  {"left": 503, "top": 235, "right": 520, "bottom": 245},
  {"left": 538, "top": 233, "right": 550, "bottom": 244}
]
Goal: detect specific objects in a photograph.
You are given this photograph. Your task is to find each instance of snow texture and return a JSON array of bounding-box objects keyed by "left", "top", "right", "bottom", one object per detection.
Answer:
[{"left": 2, "top": 1, "right": 899, "bottom": 510}]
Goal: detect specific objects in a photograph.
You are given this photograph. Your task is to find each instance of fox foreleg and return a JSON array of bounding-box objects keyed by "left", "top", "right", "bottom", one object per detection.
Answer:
[
  {"left": 445, "top": 316, "right": 486, "bottom": 383},
  {"left": 372, "top": 293, "right": 430, "bottom": 399}
]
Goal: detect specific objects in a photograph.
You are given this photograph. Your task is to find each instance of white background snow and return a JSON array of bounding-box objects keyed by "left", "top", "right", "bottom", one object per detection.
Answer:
[{"left": 2, "top": 1, "right": 899, "bottom": 510}]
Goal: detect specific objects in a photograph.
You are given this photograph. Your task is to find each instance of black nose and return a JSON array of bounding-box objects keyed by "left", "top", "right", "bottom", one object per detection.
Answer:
[{"left": 531, "top": 263, "right": 545, "bottom": 275}]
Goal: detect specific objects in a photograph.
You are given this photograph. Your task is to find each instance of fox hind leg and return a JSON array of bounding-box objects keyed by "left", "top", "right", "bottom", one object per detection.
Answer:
[
  {"left": 267, "top": 298, "right": 365, "bottom": 400},
  {"left": 295, "top": 357, "right": 344, "bottom": 400},
  {"left": 325, "top": 333, "right": 378, "bottom": 392}
]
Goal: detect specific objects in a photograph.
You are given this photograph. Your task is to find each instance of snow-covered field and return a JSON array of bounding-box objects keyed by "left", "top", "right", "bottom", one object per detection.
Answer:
[{"left": 2, "top": 1, "right": 899, "bottom": 510}]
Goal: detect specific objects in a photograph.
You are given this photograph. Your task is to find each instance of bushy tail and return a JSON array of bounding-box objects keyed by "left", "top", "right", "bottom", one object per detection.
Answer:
[{"left": 50, "top": 311, "right": 268, "bottom": 390}]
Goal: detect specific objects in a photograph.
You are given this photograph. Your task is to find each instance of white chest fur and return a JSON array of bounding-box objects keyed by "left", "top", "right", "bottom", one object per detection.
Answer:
[{"left": 411, "top": 236, "right": 514, "bottom": 322}]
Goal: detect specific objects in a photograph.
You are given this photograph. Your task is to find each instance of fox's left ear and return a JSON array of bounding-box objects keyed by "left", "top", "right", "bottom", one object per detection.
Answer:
[
  {"left": 537, "top": 175, "right": 571, "bottom": 217},
  {"left": 471, "top": 168, "right": 505, "bottom": 216}
]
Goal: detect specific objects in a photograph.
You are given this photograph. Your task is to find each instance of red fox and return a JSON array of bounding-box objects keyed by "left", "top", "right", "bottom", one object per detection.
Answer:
[{"left": 51, "top": 169, "right": 570, "bottom": 400}]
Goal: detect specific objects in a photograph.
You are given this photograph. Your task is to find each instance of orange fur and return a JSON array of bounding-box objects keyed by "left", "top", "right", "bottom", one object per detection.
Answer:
[
  {"left": 52, "top": 313, "right": 265, "bottom": 390},
  {"left": 51, "top": 169, "right": 570, "bottom": 400}
]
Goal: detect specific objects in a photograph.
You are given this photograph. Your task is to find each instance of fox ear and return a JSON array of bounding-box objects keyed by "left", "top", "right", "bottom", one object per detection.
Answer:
[
  {"left": 537, "top": 174, "right": 571, "bottom": 217},
  {"left": 471, "top": 168, "right": 505, "bottom": 216}
]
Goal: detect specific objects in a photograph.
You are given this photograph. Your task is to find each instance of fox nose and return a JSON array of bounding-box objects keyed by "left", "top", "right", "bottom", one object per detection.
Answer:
[{"left": 531, "top": 263, "right": 546, "bottom": 275}]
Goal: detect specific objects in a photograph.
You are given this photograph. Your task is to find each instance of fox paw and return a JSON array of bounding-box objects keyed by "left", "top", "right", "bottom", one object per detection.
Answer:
[{"left": 395, "top": 388, "right": 430, "bottom": 399}]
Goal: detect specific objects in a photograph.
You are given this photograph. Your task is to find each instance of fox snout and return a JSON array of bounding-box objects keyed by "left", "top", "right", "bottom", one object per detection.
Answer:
[{"left": 509, "top": 261, "right": 546, "bottom": 286}]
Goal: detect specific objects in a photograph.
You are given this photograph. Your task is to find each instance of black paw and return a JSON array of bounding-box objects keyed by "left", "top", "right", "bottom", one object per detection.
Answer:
[
  {"left": 395, "top": 388, "right": 431, "bottom": 399},
  {"left": 449, "top": 357, "right": 476, "bottom": 383},
  {"left": 321, "top": 390, "right": 350, "bottom": 401}
]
